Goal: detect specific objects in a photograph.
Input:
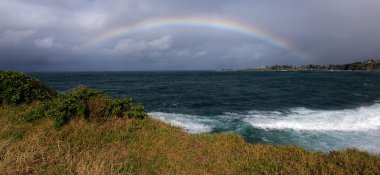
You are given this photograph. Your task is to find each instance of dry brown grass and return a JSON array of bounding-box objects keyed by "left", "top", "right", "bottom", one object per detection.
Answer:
[{"left": 1, "top": 104, "right": 380, "bottom": 175}]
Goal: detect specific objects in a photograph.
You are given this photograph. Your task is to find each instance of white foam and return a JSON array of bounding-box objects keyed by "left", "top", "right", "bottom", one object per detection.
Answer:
[
  {"left": 148, "top": 112, "right": 214, "bottom": 134},
  {"left": 245, "top": 104, "right": 380, "bottom": 132},
  {"left": 149, "top": 105, "right": 380, "bottom": 152},
  {"left": 149, "top": 104, "right": 380, "bottom": 133}
]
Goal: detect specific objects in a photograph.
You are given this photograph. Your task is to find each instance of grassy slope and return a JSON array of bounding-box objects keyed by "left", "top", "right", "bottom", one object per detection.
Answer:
[{"left": 1, "top": 104, "right": 380, "bottom": 175}]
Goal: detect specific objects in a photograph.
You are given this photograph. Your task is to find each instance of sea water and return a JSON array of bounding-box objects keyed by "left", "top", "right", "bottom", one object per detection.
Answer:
[{"left": 31, "top": 71, "right": 380, "bottom": 152}]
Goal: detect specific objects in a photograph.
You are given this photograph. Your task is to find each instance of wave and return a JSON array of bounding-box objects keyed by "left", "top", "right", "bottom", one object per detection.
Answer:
[
  {"left": 149, "top": 104, "right": 380, "bottom": 152},
  {"left": 148, "top": 112, "right": 215, "bottom": 134},
  {"left": 149, "top": 103, "right": 380, "bottom": 133},
  {"left": 245, "top": 104, "right": 380, "bottom": 132}
]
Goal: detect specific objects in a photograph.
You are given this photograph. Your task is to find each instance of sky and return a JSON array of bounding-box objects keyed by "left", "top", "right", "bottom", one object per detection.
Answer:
[{"left": 1, "top": 0, "right": 380, "bottom": 71}]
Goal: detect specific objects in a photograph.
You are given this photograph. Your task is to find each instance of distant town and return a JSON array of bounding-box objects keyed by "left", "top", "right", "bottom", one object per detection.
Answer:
[{"left": 222, "top": 59, "right": 380, "bottom": 72}]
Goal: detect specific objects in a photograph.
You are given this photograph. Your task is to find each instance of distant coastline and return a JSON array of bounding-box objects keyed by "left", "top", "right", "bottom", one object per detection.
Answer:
[{"left": 222, "top": 59, "right": 380, "bottom": 72}]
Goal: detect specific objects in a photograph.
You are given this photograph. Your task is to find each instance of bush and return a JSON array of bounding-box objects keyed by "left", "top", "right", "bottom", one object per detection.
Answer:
[
  {"left": 99, "top": 98, "right": 133, "bottom": 117},
  {"left": 0, "top": 71, "right": 57, "bottom": 105},
  {"left": 125, "top": 105, "right": 146, "bottom": 119},
  {"left": 46, "top": 86, "right": 105, "bottom": 128},
  {"left": 98, "top": 98, "right": 147, "bottom": 119},
  {"left": 22, "top": 86, "right": 147, "bottom": 129},
  {"left": 18, "top": 101, "right": 50, "bottom": 123},
  {"left": 0, "top": 70, "right": 149, "bottom": 129}
]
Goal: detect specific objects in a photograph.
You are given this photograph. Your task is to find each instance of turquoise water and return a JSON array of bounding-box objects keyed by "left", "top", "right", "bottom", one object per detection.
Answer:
[{"left": 31, "top": 71, "right": 380, "bottom": 152}]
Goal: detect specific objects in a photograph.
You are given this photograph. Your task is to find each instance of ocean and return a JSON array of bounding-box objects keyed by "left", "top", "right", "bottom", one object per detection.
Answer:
[{"left": 31, "top": 71, "right": 380, "bottom": 153}]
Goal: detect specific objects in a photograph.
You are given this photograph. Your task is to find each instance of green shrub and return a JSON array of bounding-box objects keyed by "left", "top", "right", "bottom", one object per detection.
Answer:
[
  {"left": 18, "top": 101, "right": 49, "bottom": 123},
  {"left": 125, "top": 104, "right": 146, "bottom": 119},
  {"left": 22, "top": 85, "right": 147, "bottom": 129},
  {"left": 98, "top": 98, "right": 147, "bottom": 119},
  {"left": 46, "top": 86, "right": 105, "bottom": 128},
  {"left": 0, "top": 71, "right": 57, "bottom": 105},
  {"left": 98, "top": 98, "right": 133, "bottom": 117}
]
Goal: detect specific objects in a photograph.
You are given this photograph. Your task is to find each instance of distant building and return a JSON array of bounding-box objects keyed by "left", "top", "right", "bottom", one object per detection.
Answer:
[{"left": 363, "top": 59, "right": 374, "bottom": 64}]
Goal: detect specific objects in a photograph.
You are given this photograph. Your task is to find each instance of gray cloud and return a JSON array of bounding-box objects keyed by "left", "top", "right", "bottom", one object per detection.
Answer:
[
  {"left": 35, "top": 37, "right": 63, "bottom": 49},
  {"left": 0, "top": 0, "right": 380, "bottom": 71}
]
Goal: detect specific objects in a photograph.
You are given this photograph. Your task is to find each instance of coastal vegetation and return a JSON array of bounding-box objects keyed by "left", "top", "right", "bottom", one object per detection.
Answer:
[
  {"left": 0, "top": 71, "right": 57, "bottom": 105},
  {"left": 248, "top": 59, "right": 380, "bottom": 71},
  {"left": 19, "top": 86, "right": 146, "bottom": 129},
  {"left": 1, "top": 70, "right": 380, "bottom": 174}
]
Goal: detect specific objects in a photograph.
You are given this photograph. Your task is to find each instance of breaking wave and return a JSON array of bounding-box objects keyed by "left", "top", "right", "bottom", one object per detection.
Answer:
[
  {"left": 148, "top": 112, "right": 216, "bottom": 134},
  {"left": 245, "top": 104, "right": 380, "bottom": 132},
  {"left": 148, "top": 103, "right": 380, "bottom": 152},
  {"left": 150, "top": 103, "right": 380, "bottom": 133}
]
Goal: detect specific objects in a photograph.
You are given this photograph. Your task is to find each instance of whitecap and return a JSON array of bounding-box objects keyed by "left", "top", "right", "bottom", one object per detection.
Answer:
[
  {"left": 148, "top": 112, "right": 215, "bottom": 134},
  {"left": 244, "top": 104, "right": 380, "bottom": 132}
]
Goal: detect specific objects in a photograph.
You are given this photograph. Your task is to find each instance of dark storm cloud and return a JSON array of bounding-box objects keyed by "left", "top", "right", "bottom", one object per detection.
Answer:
[{"left": 0, "top": 0, "right": 380, "bottom": 71}]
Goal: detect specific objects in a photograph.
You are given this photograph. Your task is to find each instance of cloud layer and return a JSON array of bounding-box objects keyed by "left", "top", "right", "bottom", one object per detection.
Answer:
[{"left": 1, "top": 0, "right": 380, "bottom": 71}]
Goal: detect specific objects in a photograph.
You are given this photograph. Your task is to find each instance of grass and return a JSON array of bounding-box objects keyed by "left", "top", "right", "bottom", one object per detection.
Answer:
[{"left": 1, "top": 104, "right": 380, "bottom": 174}]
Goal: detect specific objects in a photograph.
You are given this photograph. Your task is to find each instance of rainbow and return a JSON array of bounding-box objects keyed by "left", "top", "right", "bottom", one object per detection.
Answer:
[{"left": 79, "top": 17, "right": 310, "bottom": 59}]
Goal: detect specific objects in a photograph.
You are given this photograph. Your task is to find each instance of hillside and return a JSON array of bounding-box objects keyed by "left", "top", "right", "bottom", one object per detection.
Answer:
[{"left": 1, "top": 71, "right": 380, "bottom": 174}]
